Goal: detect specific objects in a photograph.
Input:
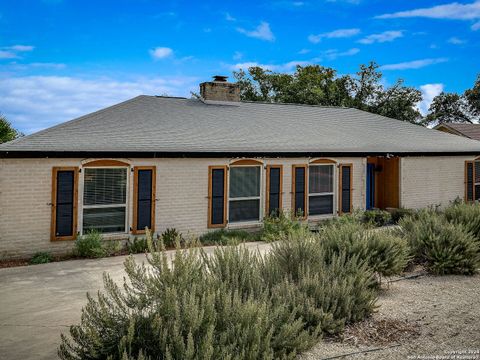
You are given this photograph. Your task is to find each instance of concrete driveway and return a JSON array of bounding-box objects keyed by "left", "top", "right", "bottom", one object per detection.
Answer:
[{"left": 0, "top": 242, "right": 271, "bottom": 360}]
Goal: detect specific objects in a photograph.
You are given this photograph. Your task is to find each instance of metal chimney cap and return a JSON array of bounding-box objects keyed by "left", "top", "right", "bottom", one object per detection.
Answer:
[{"left": 213, "top": 75, "right": 228, "bottom": 82}]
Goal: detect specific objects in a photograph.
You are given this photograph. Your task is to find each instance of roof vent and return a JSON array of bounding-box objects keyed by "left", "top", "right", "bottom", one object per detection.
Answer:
[
  {"left": 200, "top": 75, "right": 240, "bottom": 102},
  {"left": 213, "top": 75, "right": 228, "bottom": 82}
]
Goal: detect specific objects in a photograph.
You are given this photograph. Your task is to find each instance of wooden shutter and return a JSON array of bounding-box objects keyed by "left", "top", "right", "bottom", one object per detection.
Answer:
[
  {"left": 208, "top": 166, "right": 227, "bottom": 228},
  {"left": 339, "top": 164, "right": 353, "bottom": 214},
  {"left": 266, "top": 165, "right": 283, "bottom": 217},
  {"left": 292, "top": 165, "right": 307, "bottom": 218},
  {"left": 465, "top": 161, "right": 474, "bottom": 202},
  {"left": 133, "top": 166, "right": 156, "bottom": 234},
  {"left": 51, "top": 167, "right": 78, "bottom": 241}
]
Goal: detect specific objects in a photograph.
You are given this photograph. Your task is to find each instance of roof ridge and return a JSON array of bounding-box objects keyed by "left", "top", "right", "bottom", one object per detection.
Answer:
[{"left": 239, "top": 100, "right": 349, "bottom": 109}]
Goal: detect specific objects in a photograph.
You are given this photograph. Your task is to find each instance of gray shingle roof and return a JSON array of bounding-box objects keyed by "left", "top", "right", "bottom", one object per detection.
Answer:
[
  {"left": 435, "top": 123, "right": 480, "bottom": 142},
  {"left": 2, "top": 95, "right": 480, "bottom": 156}
]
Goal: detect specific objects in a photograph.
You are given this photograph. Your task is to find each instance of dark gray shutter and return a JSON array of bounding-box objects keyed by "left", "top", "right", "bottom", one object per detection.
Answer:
[
  {"left": 56, "top": 170, "right": 75, "bottom": 236},
  {"left": 211, "top": 168, "right": 225, "bottom": 225},
  {"left": 466, "top": 161, "right": 474, "bottom": 202},
  {"left": 294, "top": 167, "right": 305, "bottom": 216},
  {"left": 136, "top": 169, "right": 152, "bottom": 230},
  {"left": 341, "top": 165, "right": 352, "bottom": 213},
  {"left": 268, "top": 167, "right": 281, "bottom": 216}
]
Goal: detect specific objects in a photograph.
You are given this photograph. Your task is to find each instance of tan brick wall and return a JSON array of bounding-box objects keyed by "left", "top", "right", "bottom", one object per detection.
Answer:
[
  {"left": 400, "top": 156, "right": 473, "bottom": 209},
  {"left": 0, "top": 157, "right": 366, "bottom": 259}
]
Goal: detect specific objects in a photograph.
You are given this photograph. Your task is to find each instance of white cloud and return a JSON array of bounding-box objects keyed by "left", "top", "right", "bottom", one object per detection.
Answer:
[
  {"left": 472, "top": 21, "right": 480, "bottom": 30},
  {"left": 308, "top": 28, "right": 360, "bottom": 43},
  {"left": 448, "top": 36, "right": 467, "bottom": 44},
  {"left": 225, "top": 12, "right": 236, "bottom": 21},
  {"left": 417, "top": 83, "right": 444, "bottom": 115},
  {"left": 0, "top": 75, "right": 198, "bottom": 134},
  {"left": 149, "top": 47, "right": 173, "bottom": 59},
  {"left": 298, "top": 48, "right": 311, "bottom": 54},
  {"left": 237, "top": 22, "right": 275, "bottom": 41},
  {"left": 381, "top": 58, "right": 448, "bottom": 70},
  {"left": 0, "top": 50, "right": 18, "bottom": 59},
  {"left": 9, "top": 45, "right": 34, "bottom": 52},
  {"left": 317, "top": 48, "right": 360, "bottom": 60},
  {"left": 358, "top": 30, "right": 403, "bottom": 44},
  {"left": 376, "top": 1, "right": 480, "bottom": 20},
  {"left": 230, "top": 60, "right": 309, "bottom": 72},
  {"left": 233, "top": 51, "right": 243, "bottom": 60}
]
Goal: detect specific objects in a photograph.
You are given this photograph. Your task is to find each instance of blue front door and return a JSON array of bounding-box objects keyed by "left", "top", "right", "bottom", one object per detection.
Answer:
[{"left": 366, "top": 164, "right": 375, "bottom": 210}]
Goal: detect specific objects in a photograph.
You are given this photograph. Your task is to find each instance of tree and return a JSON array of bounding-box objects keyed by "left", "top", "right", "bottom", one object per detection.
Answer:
[
  {"left": 424, "top": 74, "right": 480, "bottom": 126},
  {"left": 233, "top": 62, "right": 423, "bottom": 124},
  {"left": 0, "top": 114, "right": 22, "bottom": 144},
  {"left": 465, "top": 74, "right": 480, "bottom": 116}
]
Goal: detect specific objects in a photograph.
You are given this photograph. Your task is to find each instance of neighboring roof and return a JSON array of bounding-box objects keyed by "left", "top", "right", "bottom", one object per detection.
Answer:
[
  {"left": 434, "top": 123, "right": 480, "bottom": 142},
  {"left": 2, "top": 95, "right": 480, "bottom": 157}
]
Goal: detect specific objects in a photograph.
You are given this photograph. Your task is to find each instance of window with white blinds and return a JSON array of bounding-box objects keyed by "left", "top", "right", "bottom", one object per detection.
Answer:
[
  {"left": 229, "top": 166, "right": 261, "bottom": 223},
  {"left": 308, "top": 164, "right": 335, "bottom": 216},
  {"left": 82, "top": 168, "right": 128, "bottom": 233}
]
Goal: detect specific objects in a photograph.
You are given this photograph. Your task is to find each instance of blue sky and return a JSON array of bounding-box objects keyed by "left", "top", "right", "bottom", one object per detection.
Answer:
[{"left": 1, "top": 0, "right": 479, "bottom": 133}]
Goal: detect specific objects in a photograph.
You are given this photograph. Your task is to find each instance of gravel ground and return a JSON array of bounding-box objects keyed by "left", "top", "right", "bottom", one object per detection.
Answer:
[{"left": 301, "top": 272, "right": 480, "bottom": 360}]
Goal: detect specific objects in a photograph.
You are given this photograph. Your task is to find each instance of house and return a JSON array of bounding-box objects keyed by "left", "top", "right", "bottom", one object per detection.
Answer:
[
  {"left": 434, "top": 123, "right": 480, "bottom": 141},
  {"left": 2, "top": 76, "right": 480, "bottom": 259}
]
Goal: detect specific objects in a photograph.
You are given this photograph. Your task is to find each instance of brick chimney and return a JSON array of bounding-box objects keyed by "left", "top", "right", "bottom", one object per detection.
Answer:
[{"left": 200, "top": 75, "right": 240, "bottom": 102}]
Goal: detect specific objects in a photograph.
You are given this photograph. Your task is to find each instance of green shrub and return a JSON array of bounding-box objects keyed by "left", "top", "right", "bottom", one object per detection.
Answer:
[
  {"left": 160, "top": 228, "right": 183, "bottom": 248},
  {"left": 59, "top": 226, "right": 379, "bottom": 360},
  {"left": 30, "top": 252, "right": 53, "bottom": 265},
  {"left": 362, "top": 209, "right": 392, "bottom": 227},
  {"left": 261, "top": 210, "right": 309, "bottom": 242},
  {"left": 199, "top": 228, "right": 256, "bottom": 246},
  {"left": 444, "top": 202, "right": 480, "bottom": 241},
  {"left": 400, "top": 210, "right": 480, "bottom": 275},
  {"left": 319, "top": 223, "right": 409, "bottom": 277},
  {"left": 390, "top": 208, "right": 416, "bottom": 224},
  {"left": 126, "top": 237, "right": 149, "bottom": 254},
  {"left": 74, "top": 230, "right": 105, "bottom": 258}
]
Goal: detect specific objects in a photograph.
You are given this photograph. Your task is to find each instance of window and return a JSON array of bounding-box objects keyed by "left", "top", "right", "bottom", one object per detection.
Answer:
[
  {"left": 82, "top": 167, "right": 128, "bottom": 233},
  {"left": 308, "top": 164, "right": 335, "bottom": 216},
  {"left": 51, "top": 167, "right": 78, "bottom": 241},
  {"left": 465, "top": 160, "right": 480, "bottom": 202},
  {"left": 229, "top": 166, "right": 261, "bottom": 223}
]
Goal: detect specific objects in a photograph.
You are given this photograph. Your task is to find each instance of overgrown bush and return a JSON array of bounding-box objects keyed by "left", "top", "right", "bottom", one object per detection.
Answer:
[
  {"left": 444, "top": 202, "right": 480, "bottom": 241},
  {"left": 199, "top": 228, "right": 257, "bottom": 245},
  {"left": 59, "top": 227, "right": 379, "bottom": 360},
  {"left": 400, "top": 210, "right": 480, "bottom": 275},
  {"left": 390, "top": 208, "right": 416, "bottom": 225},
  {"left": 30, "top": 251, "right": 53, "bottom": 265},
  {"left": 362, "top": 209, "right": 392, "bottom": 227},
  {"left": 319, "top": 223, "right": 409, "bottom": 277},
  {"left": 160, "top": 228, "right": 183, "bottom": 248},
  {"left": 261, "top": 211, "right": 309, "bottom": 242},
  {"left": 74, "top": 230, "right": 105, "bottom": 258},
  {"left": 126, "top": 237, "right": 149, "bottom": 254}
]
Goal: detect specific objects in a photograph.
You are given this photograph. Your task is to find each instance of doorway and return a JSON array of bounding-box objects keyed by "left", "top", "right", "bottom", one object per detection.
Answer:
[{"left": 366, "top": 157, "right": 400, "bottom": 209}]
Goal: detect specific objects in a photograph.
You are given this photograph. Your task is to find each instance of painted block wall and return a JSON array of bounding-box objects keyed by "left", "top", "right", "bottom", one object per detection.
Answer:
[{"left": 0, "top": 157, "right": 365, "bottom": 259}]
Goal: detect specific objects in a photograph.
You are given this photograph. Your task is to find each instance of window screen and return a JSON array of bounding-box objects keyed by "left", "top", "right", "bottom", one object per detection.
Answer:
[
  {"left": 229, "top": 166, "right": 261, "bottom": 223},
  {"left": 309, "top": 164, "right": 335, "bottom": 216},
  {"left": 83, "top": 168, "right": 127, "bottom": 233}
]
